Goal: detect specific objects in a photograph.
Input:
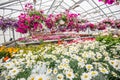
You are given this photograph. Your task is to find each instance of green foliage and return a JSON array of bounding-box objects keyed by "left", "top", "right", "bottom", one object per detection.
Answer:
[
  {"left": 96, "top": 34, "right": 120, "bottom": 50},
  {"left": 12, "top": 68, "right": 32, "bottom": 80}
]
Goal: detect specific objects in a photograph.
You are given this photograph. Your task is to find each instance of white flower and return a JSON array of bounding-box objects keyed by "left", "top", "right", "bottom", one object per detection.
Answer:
[
  {"left": 35, "top": 74, "right": 47, "bottom": 80},
  {"left": 81, "top": 72, "right": 92, "bottom": 80},
  {"left": 53, "top": 68, "right": 58, "bottom": 75},
  {"left": 8, "top": 67, "right": 20, "bottom": 78},
  {"left": 1, "top": 71, "right": 7, "bottom": 76},
  {"left": 82, "top": 52, "right": 89, "bottom": 58},
  {"left": 78, "top": 62, "right": 85, "bottom": 68},
  {"left": 46, "top": 68, "right": 52, "bottom": 74},
  {"left": 4, "top": 62, "right": 15, "bottom": 69},
  {"left": 111, "top": 71, "right": 118, "bottom": 77},
  {"left": 66, "top": 71, "right": 74, "bottom": 79},
  {"left": 62, "top": 59, "right": 69, "bottom": 64},
  {"left": 20, "top": 50, "right": 24, "bottom": 53},
  {"left": 57, "top": 74, "right": 64, "bottom": 80},
  {"left": 109, "top": 60, "right": 120, "bottom": 70},
  {"left": 104, "top": 56, "right": 110, "bottom": 61},
  {"left": 96, "top": 52, "right": 102, "bottom": 59},
  {"left": 58, "top": 65, "right": 64, "bottom": 70},
  {"left": 89, "top": 71, "right": 98, "bottom": 77},
  {"left": 27, "top": 74, "right": 37, "bottom": 80},
  {"left": 109, "top": 60, "right": 117, "bottom": 66},
  {"left": 99, "top": 67, "right": 109, "bottom": 74},
  {"left": 85, "top": 64, "right": 93, "bottom": 71}
]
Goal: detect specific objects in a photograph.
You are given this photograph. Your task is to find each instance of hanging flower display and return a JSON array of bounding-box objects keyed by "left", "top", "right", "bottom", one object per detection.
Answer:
[
  {"left": 97, "top": 22, "right": 106, "bottom": 30},
  {"left": 114, "top": 19, "right": 120, "bottom": 28},
  {"left": 16, "top": 3, "right": 45, "bottom": 35},
  {"left": 102, "top": 18, "right": 114, "bottom": 27},
  {"left": 0, "top": 17, "right": 18, "bottom": 32},
  {"left": 87, "top": 23, "right": 96, "bottom": 31},
  {"left": 98, "top": 0, "right": 120, "bottom": 5}
]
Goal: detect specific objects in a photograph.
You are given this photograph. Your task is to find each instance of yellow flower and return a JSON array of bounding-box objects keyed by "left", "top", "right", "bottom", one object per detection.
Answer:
[
  {"left": 85, "top": 64, "right": 93, "bottom": 71},
  {"left": 0, "top": 46, "right": 5, "bottom": 52},
  {"left": 99, "top": 67, "right": 109, "bottom": 74}
]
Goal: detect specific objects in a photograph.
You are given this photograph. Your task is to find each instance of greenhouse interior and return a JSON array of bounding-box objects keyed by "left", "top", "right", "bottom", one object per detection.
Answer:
[{"left": 0, "top": 0, "right": 120, "bottom": 80}]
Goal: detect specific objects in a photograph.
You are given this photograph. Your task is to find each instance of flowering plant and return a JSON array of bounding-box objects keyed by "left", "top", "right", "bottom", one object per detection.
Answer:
[
  {"left": 0, "top": 17, "right": 18, "bottom": 32},
  {"left": 97, "top": 22, "right": 106, "bottom": 30},
  {"left": 0, "top": 46, "right": 19, "bottom": 61},
  {"left": 102, "top": 18, "right": 114, "bottom": 27},
  {"left": 45, "top": 10, "right": 80, "bottom": 32},
  {"left": 16, "top": 3, "right": 45, "bottom": 35},
  {"left": 114, "top": 19, "right": 120, "bottom": 28},
  {"left": 0, "top": 41, "right": 120, "bottom": 80},
  {"left": 87, "top": 23, "right": 96, "bottom": 31},
  {"left": 98, "top": 0, "right": 120, "bottom": 4}
]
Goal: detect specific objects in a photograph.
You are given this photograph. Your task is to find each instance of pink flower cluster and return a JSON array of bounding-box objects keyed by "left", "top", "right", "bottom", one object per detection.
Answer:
[
  {"left": 45, "top": 10, "right": 80, "bottom": 31},
  {"left": 24, "top": 3, "right": 33, "bottom": 11},
  {"left": 16, "top": 3, "right": 45, "bottom": 34},
  {"left": 98, "top": 0, "right": 117, "bottom": 4}
]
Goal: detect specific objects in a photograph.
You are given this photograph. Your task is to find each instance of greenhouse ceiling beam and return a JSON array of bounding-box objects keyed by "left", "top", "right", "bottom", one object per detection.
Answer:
[
  {"left": 81, "top": 4, "right": 104, "bottom": 14},
  {"left": 62, "top": 1, "right": 78, "bottom": 13},
  {"left": 79, "top": 5, "right": 95, "bottom": 19},
  {"left": 18, "top": 0, "right": 25, "bottom": 13},
  {"left": 0, "top": 7, "right": 22, "bottom": 11},
  {"left": 92, "top": 0, "right": 107, "bottom": 17},
  {"left": 0, "top": 0, "right": 27, "bottom": 9},
  {"left": 4, "top": 11, "right": 18, "bottom": 17},
  {"left": 47, "top": 0, "right": 56, "bottom": 14},
  {"left": 0, "top": 0, "right": 18, "bottom": 6},
  {"left": 69, "top": 0, "right": 85, "bottom": 10},
  {"left": 86, "top": 0, "right": 103, "bottom": 18},
  {"left": 81, "top": 4, "right": 113, "bottom": 15},
  {"left": 87, "top": 9, "right": 120, "bottom": 20},
  {"left": 106, "top": 5, "right": 117, "bottom": 19},
  {"left": 80, "top": 4, "right": 113, "bottom": 17},
  {"left": 52, "top": 0, "right": 63, "bottom": 14},
  {"left": 39, "top": 0, "right": 42, "bottom": 9}
]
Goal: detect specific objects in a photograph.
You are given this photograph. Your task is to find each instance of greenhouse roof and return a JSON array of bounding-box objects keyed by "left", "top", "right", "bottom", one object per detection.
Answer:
[{"left": 0, "top": 0, "right": 120, "bottom": 23}]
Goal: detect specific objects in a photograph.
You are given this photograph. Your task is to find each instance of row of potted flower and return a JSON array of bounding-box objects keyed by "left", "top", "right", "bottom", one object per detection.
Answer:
[{"left": 0, "top": 40, "right": 120, "bottom": 80}]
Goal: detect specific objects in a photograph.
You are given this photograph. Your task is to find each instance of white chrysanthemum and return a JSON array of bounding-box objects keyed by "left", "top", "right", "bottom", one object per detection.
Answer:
[
  {"left": 57, "top": 74, "right": 64, "bottom": 80},
  {"left": 58, "top": 65, "right": 64, "bottom": 70},
  {"left": 96, "top": 53, "right": 102, "bottom": 59},
  {"left": 81, "top": 73, "right": 92, "bottom": 80},
  {"left": 89, "top": 71, "right": 98, "bottom": 77},
  {"left": 111, "top": 71, "right": 118, "bottom": 77},
  {"left": 82, "top": 52, "right": 89, "bottom": 58},
  {"left": 8, "top": 67, "right": 20, "bottom": 78},
  {"left": 99, "top": 67, "right": 109, "bottom": 74},
  {"left": 19, "top": 50, "right": 24, "bottom": 53},
  {"left": 77, "top": 57, "right": 84, "bottom": 62},
  {"left": 27, "top": 74, "right": 37, "bottom": 80},
  {"left": 4, "top": 62, "right": 15, "bottom": 69},
  {"left": 1, "top": 71, "right": 7, "bottom": 76},
  {"left": 66, "top": 71, "right": 74, "bottom": 79},
  {"left": 85, "top": 64, "right": 93, "bottom": 71},
  {"left": 109, "top": 60, "right": 117, "bottom": 66},
  {"left": 46, "top": 68, "right": 52, "bottom": 74},
  {"left": 62, "top": 59, "right": 70, "bottom": 64},
  {"left": 104, "top": 56, "right": 110, "bottom": 61},
  {"left": 78, "top": 62, "right": 85, "bottom": 68},
  {"left": 35, "top": 74, "right": 47, "bottom": 80},
  {"left": 53, "top": 68, "right": 58, "bottom": 75}
]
